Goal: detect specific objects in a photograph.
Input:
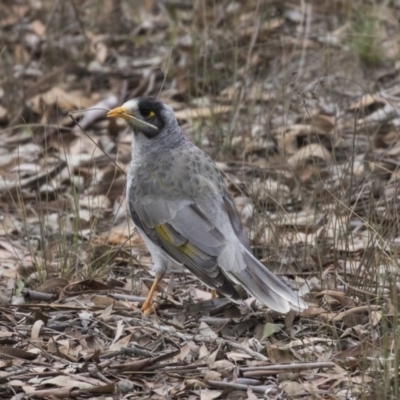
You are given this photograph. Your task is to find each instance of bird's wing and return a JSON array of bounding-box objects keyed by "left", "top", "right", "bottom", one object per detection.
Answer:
[
  {"left": 129, "top": 197, "right": 240, "bottom": 299},
  {"left": 222, "top": 191, "right": 251, "bottom": 250},
  {"left": 129, "top": 192, "right": 306, "bottom": 313}
]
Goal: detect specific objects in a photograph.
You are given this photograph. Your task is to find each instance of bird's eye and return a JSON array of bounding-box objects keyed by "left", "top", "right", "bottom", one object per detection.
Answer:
[{"left": 143, "top": 110, "right": 156, "bottom": 119}]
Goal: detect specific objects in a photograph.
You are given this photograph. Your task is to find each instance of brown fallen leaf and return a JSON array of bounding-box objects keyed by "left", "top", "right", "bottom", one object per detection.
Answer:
[
  {"left": 41, "top": 376, "right": 94, "bottom": 390},
  {"left": 308, "top": 113, "right": 335, "bottom": 133},
  {"left": 109, "top": 333, "right": 133, "bottom": 351},
  {"left": 199, "top": 389, "right": 222, "bottom": 400},
  {"left": 287, "top": 143, "right": 331, "bottom": 166},
  {"left": 0, "top": 347, "right": 37, "bottom": 360},
  {"left": 280, "top": 381, "right": 306, "bottom": 396},
  {"left": 35, "top": 278, "right": 68, "bottom": 294},
  {"left": 174, "top": 106, "right": 231, "bottom": 120},
  {"left": 348, "top": 93, "right": 386, "bottom": 111},
  {"left": 30, "top": 87, "right": 96, "bottom": 113}
]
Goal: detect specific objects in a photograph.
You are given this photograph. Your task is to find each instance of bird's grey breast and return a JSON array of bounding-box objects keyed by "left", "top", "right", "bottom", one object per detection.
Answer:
[{"left": 128, "top": 141, "right": 224, "bottom": 212}]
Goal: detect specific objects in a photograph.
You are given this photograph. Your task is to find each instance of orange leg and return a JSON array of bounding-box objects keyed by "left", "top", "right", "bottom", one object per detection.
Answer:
[
  {"left": 211, "top": 289, "right": 217, "bottom": 299},
  {"left": 142, "top": 275, "right": 162, "bottom": 315}
]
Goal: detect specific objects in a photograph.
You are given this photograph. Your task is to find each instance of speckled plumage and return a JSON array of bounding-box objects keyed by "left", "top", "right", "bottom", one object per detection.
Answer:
[{"left": 108, "top": 97, "right": 307, "bottom": 313}]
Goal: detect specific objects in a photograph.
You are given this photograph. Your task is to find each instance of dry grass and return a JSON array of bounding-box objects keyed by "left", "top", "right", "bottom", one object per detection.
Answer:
[{"left": 0, "top": 0, "right": 400, "bottom": 399}]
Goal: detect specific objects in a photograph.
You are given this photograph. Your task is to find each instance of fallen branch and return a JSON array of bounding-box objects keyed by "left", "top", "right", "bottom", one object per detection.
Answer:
[
  {"left": 242, "top": 361, "right": 335, "bottom": 377},
  {"left": 207, "top": 380, "right": 273, "bottom": 394}
]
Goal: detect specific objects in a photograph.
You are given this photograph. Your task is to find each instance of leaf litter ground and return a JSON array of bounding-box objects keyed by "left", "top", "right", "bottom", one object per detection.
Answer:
[{"left": 0, "top": 1, "right": 400, "bottom": 399}]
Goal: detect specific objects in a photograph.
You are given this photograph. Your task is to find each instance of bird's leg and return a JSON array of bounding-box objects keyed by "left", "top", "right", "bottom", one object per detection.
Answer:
[{"left": 142, "top": 275, "right": 162, "bottom": 315}]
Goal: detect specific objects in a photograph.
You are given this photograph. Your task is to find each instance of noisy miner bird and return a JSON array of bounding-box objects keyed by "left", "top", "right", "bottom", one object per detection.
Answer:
[{"left": 107, "top": 97, "right": 307, "bottom": 315}]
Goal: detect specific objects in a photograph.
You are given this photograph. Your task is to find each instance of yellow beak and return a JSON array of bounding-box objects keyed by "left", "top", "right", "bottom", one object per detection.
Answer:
[
  {"left": 107, "top": 106, "right": 132, "bottom": 120},
  {"left": 107, "top": 105, "right": 159, "bottom": 131}
]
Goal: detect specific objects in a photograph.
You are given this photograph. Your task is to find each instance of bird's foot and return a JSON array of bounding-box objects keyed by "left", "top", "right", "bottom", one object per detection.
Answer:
[{"left": 141, "top": 301, "right": 153, "bottom": 316}]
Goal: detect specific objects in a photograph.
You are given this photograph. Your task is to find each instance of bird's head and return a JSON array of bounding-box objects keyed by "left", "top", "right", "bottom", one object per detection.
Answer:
[{"left": 107, "top": 97, "right": 175, "bottom": 138}]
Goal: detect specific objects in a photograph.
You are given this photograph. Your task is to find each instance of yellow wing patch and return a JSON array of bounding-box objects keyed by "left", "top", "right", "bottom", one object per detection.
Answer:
[{"left": 155, "top": 224, "right": 195, "bottom": 257}]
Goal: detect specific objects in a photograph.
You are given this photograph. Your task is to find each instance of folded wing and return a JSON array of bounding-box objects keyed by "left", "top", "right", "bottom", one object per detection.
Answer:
[{"left": 129, "top": 194, "right": 306, "bottom": 312}]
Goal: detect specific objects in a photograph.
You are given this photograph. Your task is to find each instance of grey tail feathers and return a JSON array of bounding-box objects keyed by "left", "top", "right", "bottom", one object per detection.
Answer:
[
  {"left": 235, "top": 248, "right": 307, "bottom": 313},
  {"left": 214, "top": 273, "right": 242, "bottom": 301}
]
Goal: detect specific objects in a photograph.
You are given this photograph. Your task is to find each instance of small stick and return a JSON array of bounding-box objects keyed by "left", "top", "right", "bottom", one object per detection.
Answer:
[{"left": 207, "top": 380, "right": 272, "bottom": 394}]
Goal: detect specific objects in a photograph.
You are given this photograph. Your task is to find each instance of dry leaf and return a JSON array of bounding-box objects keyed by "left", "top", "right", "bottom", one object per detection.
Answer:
[
  {"left": 109, "top": 333, "right": 133, "bottom": 351},
  {"left": 174, "top": 106, "right": 231, "bottom": 120},
  {"left": 348, "top": 94, "right": 386, "bottom": 110},
  {"left": 30, "top": 87, "right": 95, "bottom": 113},
  {"left": 172, "top": 344, "right": 191, "bottom": 363},
  {"left": 287, "top": 143, "right": 331, "bottom": 166},
  {"left": 41, "top": 376, "right": 94, "bottom": 390},
  {"left": 280, "top": 381, "right": 306, "bottom": 396},
  {"left": 200, "top": 389, "right": 222, "bottom": 400}
]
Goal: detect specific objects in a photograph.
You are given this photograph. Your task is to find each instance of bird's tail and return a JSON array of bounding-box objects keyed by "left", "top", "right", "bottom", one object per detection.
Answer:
[{"left": 234, "top": 247, "right": 307, "bottom": 313}]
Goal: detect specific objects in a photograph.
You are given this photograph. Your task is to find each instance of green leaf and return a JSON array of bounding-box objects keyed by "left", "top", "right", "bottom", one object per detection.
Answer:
[
  {"left": 15, "top": 279, "right": 25, "bottom": 296},
  {"left": 261, "top": 322, "right": 283, "bottom": 341}
]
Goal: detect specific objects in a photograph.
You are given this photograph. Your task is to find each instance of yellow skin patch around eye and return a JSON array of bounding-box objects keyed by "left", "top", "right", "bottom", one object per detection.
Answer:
[{"left": 147, "top": 111, "right": 156, "bottom": 118}]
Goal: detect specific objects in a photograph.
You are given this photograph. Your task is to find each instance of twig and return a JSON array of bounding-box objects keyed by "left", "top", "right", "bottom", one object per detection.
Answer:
[
  {"left": 176, "top": 333, "right": 268, "bottom": 361},
  {"left": 207, "top": 380, "right": 272, "bottom": 394},
  {"left": 68, "top": 113, "right": 125, "bottom": 174},
  {"left": 68, "top": 0, "right": 89, "bottom": 44},
  {"left": 242, "top": 361, "right": 335, "bottom": 377},
  {"left": 101, "top": 345, "right": 153, "bottom": 360},
  {"left": 298, "top": 1, "right": 312, "bottom": 77},
  {"left": 9, "top": 303, "right": 131, "bottom": 311},
  {"left": 108, "top": 293, "right": 146, "bottom": 303},
  {"left": 235, "top": 378, "right": 264, "bottom": 385},
  {"left": 152, "top": 323, "right": 269, "bottom": 361},
  {"left": 335, "top": 273, "right": 379, "bottom": 298},
  {"left": 87, "top": 364, "right": 113, "bottom": 384},
  {"left": 145, "top": 362, "right": 207, "bottom": 372},
  {"left": 109, "top": 349, "right": 180, "bottom": 371},
  {"left": 320, "top": 305, "right": 381, "bottom": 322},
  {"left": 22, "top": 289, "right": 56, "bottom": 302},
  {"left": 0, "top": 161, "right": 66, "bottom": 194},
  {"left": 0, "top": 368, "right": 30, "bottom": 384}
]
